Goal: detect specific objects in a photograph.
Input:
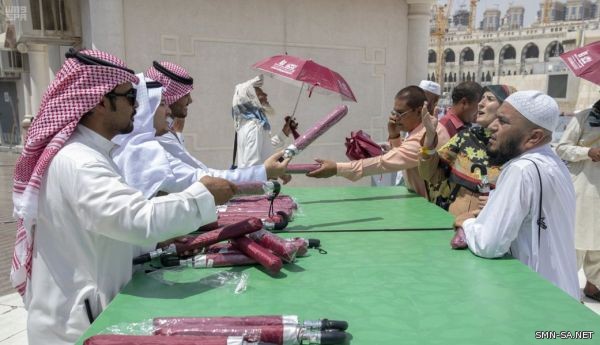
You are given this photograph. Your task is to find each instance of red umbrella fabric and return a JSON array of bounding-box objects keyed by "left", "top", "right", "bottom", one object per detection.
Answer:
[
  {"left": 560, "top": 41, "right": 600, "bottom": 85},
  {"left": 252, "top": 55, "right": 357, "bottom": 102}
]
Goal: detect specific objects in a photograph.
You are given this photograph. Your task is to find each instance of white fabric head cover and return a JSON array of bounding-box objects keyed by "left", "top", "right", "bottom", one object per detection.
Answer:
[
  {"left": 112, "top": 73, "right": 175, "bottom": 198},
  {"left": 503, "top": 90, "right": 559, "bottom": 132},
  {"left": 231, "top": 75, "right": 270, "bottom": 129},
  {"left": 232, "top": 75, "right": 263, "bottom": 112},
  {"left": 419, "top": 80, "right": 441, "bottom": 96}
]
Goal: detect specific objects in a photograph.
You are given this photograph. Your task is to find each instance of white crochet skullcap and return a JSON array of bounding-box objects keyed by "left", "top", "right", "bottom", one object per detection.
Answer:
[
  {"left": 419, "top": 80, "right": 441, "bottom": 96},
  {"left": 504, "top": 90, "right": 559, "bottom": 132}
]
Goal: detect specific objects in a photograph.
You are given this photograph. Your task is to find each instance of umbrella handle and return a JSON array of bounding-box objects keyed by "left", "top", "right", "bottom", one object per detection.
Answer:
[
  {"left": 291, "top": 82, "right": 304, "bottom": 118},
  {"left": 307, "top": 83, "right": 320, "bottom": 98}
]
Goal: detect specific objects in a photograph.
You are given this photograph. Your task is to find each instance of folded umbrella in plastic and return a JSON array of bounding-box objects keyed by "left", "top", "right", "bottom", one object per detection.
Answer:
[
  {"left": 133, "top": 218, "right": 263, "bottom": 265},
  {"left": 281, "top": 105, "right": 349, "bottom": 160},
  {"left": 153, "top": 315, "right": 348, "bottom": 331},
  {"left": 235, "top": 181, "right": 280, "bottom": 199},
  {"left": 230, "top": 236, "right": 282, "bottom": 275},
  {"left": 161, "top": 252, "right": 257, "bottom": 268},
  {"left": 286, "top": 163, "right": 322, "bottom": 174},
  {"left": 84, "top": 334, "right": 251, "bottom": 345},
  {"left": 153, "top": 323, "right": 347, "bottom": 345},
  {"left": 248, "top": 229, "right": 298, "bottom": 263}
]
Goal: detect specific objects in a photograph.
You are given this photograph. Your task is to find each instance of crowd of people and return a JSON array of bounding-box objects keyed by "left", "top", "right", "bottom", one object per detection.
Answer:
[{"left": 9, "top": 48, "right": 600, "bottom": 345}]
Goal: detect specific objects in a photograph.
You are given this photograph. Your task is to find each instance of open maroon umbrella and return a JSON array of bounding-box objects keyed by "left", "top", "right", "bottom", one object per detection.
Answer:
[
  {"left": 560, "top": 41, "right": 600, "bottom": 85},
  {"left": 252, "top": 55, "right": 357, "bottom": 117}
]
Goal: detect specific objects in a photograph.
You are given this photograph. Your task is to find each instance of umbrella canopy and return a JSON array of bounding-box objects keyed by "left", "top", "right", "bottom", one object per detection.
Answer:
[
  {"left": 560, "top": 41, "right": 600, "bottom": 85},
  {"left": 252, "top": 55, "right": 357, "bottom": 102}
]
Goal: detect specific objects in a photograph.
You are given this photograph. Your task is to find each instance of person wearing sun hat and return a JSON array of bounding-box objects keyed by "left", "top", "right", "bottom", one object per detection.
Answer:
[{"left": 453, "top": 90, "right": 580, "bottom": 300}]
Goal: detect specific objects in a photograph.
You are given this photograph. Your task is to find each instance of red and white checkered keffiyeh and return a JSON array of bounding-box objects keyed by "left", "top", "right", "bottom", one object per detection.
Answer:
[
  {"left": 145, "top": 61, "right": 193, "bottom": 106},
  {"left": 11, "top": 50, "right": 138, "bottom": 299}
]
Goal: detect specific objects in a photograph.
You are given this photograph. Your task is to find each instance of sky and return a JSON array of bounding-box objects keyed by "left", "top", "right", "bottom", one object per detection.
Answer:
[{"left": 438, "top": 0, "right": 540, "bottom": 27}]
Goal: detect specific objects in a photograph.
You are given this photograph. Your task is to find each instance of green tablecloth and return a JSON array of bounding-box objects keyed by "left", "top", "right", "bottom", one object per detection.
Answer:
[
  {"left": 282, "top": 186, "right": 454, "bottom": 232},
  {"left": 78, "top": 187, "right": 599, "bottom": 344},
  {"left": 79, "top": 230, "right": 600, "bottom": 345}
]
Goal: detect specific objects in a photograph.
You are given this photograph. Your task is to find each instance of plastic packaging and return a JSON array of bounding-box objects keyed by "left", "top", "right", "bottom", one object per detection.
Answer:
[
  {"left": 235, "top": 181, "right": 280, "bottom": 199},
  {"left": 146, "top": 270, "right": 249, "bottom": 294},
  {"left": 283, "top": 105, "right": 348, "bottom": 159},
  {"left": 248, "top": 230, "right": 298, "bottom": 263},
  {"left": 231, "top": 237, "right": 282, "bottom": 275},
  {"left": 161, "top": 253, "right": 256, "bottom": 268},
  {"left": 133, "top": 218, "right": 264, "bottom": 265},
  {"left": 84, "top": 334, "right": 249, "bottom": 345},
  {"left": 153, "top": 316, "right": 348, "bottom": 331},
  {"left": 286, "top": 164, "right": 322, "bottom": 174},
  {"left": 97, "top": 316, "right": 349, "bottom": 345}
]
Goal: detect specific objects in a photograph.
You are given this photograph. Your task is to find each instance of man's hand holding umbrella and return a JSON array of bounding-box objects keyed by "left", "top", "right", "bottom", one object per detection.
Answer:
[{"left": 264, "top": 150, "right": 293, "bottom": 181}]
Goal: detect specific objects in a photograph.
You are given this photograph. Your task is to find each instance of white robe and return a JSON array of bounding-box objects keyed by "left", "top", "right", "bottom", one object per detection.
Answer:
[
  {"left": 235, "top": 117, "right": 290, "bottom": 168},
  {"left": 555, "top": 109, "right": 600, "bottom": 250},
  {"left": 156, "top": 131, "right": 268, "bottom": 183},
  {"left": 463, "top": 145, "right": 580, "bottom": 300},
  {"left": 26, "top": 125, "right": 217, "bottom": 345}
]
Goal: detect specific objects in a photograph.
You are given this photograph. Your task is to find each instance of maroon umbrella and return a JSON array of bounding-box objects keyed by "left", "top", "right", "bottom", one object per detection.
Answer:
[
  {"left": 560, "top": 41, "right": 600, "bottom": 85},
  {"left": 252, "top": 55, "right": 357, "bottom": 117}
]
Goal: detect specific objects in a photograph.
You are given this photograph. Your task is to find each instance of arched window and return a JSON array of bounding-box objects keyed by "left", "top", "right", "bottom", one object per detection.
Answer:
[
  {"left": 522, "top": 43, "right": 539, "bottom": 59},
  {"left": 460, "top": 47, "right": 475, "bottom": 64},
  {"left": 545, "top": 41, "right": 564, "bottom": 61},
  {"left": 428, "top": 50, "right": 437, "bottom": 63},
  {"left": 480, "top": 46, "right": 495, "bottom": 62},
  {"left": 500, "top": 45, "right": 516, "bottom": 62},
  {"left": 444, "top": 49, "right": 456, "bottom": 63}
]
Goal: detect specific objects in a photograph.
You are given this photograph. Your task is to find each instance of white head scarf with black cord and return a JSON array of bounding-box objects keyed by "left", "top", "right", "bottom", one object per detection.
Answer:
[{"left": 112, "top": 74, "right": 176, "bottom": 199}]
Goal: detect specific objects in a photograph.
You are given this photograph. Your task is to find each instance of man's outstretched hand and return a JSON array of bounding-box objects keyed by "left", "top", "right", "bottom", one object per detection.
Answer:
[{"left": 306, "top": 159, "right": 337, "bottom": 178}]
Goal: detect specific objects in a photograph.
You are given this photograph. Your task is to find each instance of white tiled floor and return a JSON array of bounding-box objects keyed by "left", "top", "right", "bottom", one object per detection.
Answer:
[
  {"left": 1, "top": 269, "right": 599, "bottom": 345},
  {"left": 0, "top": 293, "right": 26, "bottom": 345}
]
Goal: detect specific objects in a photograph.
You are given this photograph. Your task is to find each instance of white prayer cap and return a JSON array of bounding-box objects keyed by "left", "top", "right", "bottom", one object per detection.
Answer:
[
  {"left": 504, "top": 90, "right": 559, "bottom": 132},
  {"left": 419, "top": 80, "right": 441, "bottom": 96}
]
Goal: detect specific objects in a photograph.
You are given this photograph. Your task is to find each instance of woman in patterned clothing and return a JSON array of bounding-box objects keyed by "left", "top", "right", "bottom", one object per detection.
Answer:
[{"left": 418, "top": 85, "right": 515, "bottom": 217}]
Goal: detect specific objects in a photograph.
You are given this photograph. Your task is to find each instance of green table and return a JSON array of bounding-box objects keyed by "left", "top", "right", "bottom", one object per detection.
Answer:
[
  {"left": 78, "top": 187, "right": 600, "bottom": 344},
  {"left": 283, "top": 186, "right": 454, "bottom": 232}
]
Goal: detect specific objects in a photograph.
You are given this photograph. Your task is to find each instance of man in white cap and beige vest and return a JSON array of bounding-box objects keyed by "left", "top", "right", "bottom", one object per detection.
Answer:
[{"left": 454, "top": 90, "right": 580, "bottom": 300}]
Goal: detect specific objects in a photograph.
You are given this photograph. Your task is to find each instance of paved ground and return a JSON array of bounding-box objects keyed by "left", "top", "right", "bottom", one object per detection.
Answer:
[
  {"left": 0, "top": 151, "right": 18, "bottom": 296},
  {"left": 0, "top": 150, "right": 598, "bottom": 345}
]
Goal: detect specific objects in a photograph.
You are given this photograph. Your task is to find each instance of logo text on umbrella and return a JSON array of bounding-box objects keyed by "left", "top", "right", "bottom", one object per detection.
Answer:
[
  {"left": 271, "top": 59, "right": 298, "bottom": 75},
  {"left": 568, "top": 51, "right": 593, "bottom": 70}
]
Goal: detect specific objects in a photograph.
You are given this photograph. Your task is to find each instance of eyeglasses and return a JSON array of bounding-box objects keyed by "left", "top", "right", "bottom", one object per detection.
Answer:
[
  {"left": 390, "top": 109, "right": 413, "bottom": 118},
  {"left": 106, "top": 88, "right": 137, "bottom": 106}
]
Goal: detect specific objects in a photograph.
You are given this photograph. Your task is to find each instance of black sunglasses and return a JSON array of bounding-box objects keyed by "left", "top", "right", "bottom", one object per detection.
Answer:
[{"left": 106, "top": 88, "right": 137, "bottom": 106}]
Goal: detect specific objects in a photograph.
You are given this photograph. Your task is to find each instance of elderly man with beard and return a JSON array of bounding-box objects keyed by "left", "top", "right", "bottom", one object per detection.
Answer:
[
  {"left": 454, "top": 90, "right": 580, "bottom": 300},
  {"left": 232, "top": 75, "right": 297, "bottom": 170}
]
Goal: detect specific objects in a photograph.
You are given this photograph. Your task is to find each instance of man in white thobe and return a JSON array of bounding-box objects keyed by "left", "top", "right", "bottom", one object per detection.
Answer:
[
  {"left": 11, "top": 50, "right": 237, "bottom": 345},
  {"left": 145, "top": 62, "right": 292, "bottom": 183},
  {"left": 556, "top": 99, "right": 600, "bottom": 301},
  {"left": 454, "top": 91, "right": 580, "bottom": 300},
  {"left": 232, "top": 75, "right": 296, "bottom": 169},
  {"left": 111, "top": 73, "right": 290, "bottom": 198}
]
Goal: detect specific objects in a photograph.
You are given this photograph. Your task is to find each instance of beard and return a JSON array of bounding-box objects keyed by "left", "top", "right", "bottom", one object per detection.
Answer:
[
  {"left": 487, "top": 133, "right": 523, "bottom": 166},
  {"left": 118, "top": 110, "right": 136, "bottom": 135},
  {"left": 263, "top": 103, "right": 276, "bottom": 118}
]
